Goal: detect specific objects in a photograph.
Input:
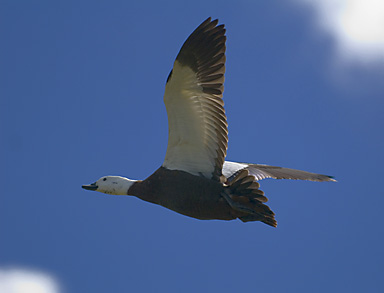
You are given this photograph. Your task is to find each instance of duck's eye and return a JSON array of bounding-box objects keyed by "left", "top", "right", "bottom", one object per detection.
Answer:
[{"left": 103, "top": 178, "right": 107, "bottom": 181}]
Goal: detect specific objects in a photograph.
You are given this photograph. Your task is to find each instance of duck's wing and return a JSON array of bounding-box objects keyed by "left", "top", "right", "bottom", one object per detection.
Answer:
[
  {"left": 223, "top": 161, "right": 336, "bottom": 182},
  {"left": 162, "top": 18, "right": 228, "bottom": 181}
]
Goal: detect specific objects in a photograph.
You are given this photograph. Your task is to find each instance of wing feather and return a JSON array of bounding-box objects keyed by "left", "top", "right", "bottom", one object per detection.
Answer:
[
  {"left": 162, "top": 18, "right": 228, "bottom": 180},
  {"left": 223, "top": 161, "right": 336, "bottom": 182},
  {"left": 247, "top": 164, "right": 337, "bottom": 182}
]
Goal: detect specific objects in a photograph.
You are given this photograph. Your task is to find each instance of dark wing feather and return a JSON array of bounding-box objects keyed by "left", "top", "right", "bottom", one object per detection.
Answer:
[{"left": 163, "top": 18, "right": 228, "bottom": 180}]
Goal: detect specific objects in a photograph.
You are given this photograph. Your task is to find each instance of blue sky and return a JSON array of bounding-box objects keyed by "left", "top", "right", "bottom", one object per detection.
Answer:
[{"left": 1, "top": 1, "right": 384, "bottom": 292}]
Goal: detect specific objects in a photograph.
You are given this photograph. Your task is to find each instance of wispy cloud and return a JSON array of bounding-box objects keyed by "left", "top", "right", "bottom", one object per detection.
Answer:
[
  {"left": 0, "top": 268, "right": 60, "bottom": 293},
  {"left": 294, "top": 0, "right": 384, "bottom": 64}
]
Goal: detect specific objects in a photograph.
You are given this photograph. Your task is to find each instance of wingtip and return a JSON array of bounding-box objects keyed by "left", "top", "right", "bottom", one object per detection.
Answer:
[
  {"left": 201, "top": 17, "right": 220, "bottom": 28},
  {"left": 200, "top": 17, "right": 213, "bottom": 27},
  {"left": 328, "top": 176, "right": 337, "bottom": 182},
  {"left": 318, "top": 174, "right": 337, "bottom": 182}
]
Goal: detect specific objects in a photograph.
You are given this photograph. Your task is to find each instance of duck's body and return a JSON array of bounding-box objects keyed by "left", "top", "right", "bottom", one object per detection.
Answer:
[
  {"left": 130, "top": 167, "right": 233, "bottom": 221},
  {"left": 82, "top": 18, "right": 335, "bottom": 227}
]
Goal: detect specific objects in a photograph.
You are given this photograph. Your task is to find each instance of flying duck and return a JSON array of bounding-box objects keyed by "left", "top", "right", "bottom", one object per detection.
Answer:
[{"left": 82, "top": 18, "right": 335, "bottom": 227}]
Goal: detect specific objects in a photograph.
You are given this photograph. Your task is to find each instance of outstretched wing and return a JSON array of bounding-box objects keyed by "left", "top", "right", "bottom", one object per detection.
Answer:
[
  {"left": 223, "top": 161, "right": 336, "bottom": 182},
  {"left": 162, "top": 18, "right": 228, "bottom": 181}
]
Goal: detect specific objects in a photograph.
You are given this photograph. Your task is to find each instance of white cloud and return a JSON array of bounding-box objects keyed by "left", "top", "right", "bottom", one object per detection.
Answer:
[
  {"left": 0, "top": 268, "right": 60, "bottom": 293},
  {"left": 295, "top": 0, "right": 384, "bottom": 64}
]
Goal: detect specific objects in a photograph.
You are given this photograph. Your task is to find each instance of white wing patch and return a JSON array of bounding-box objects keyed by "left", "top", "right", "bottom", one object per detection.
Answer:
[
  {"left": 163, "top": 61, "right": 225, "bottom": 178},
  {"left": 222, "top": 161, "right": 248, "bottom": 179}
]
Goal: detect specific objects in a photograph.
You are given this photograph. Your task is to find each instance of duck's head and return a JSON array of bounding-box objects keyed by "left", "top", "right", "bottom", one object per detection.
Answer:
[{"left": 82, "top": 176, "right": 137, "bottom": 195}]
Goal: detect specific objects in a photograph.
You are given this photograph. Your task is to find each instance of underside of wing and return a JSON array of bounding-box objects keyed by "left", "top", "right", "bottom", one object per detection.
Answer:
[
  {"left": 223, "top": 161, "right": 336, "bottom": 182},
  {"left": 162, "top": 18, "right": 228, "bottom": 180},
  {"left": 246, "top": 164, "right": 336, "bottom": 182}
]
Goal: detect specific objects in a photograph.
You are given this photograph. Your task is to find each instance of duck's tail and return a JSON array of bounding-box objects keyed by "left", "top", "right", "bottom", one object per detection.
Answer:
[{"left": 225, "top": 169, "right": 277, "bottom": 227}]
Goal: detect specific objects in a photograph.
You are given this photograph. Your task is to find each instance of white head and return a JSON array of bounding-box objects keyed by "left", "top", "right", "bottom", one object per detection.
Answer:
[{"left": 82, "top": 176, "right": 137, "bottom": 195}]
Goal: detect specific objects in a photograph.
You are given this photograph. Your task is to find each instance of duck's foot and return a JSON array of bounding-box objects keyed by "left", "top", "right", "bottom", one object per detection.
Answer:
[
  {"left": 221, "top": 190, "right": 277, "bottom": 227},
  {"left": 221, "top": 190, "right": 257, "bottom": 215}
]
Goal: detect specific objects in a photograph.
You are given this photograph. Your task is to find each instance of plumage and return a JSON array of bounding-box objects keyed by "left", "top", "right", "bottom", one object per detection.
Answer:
[
  {"left": 163, "top": 18, "right": 228, "bottom": 180},
  {"left": 223, "top": 161, "right": 336, "bottom": 183},
  {"left": 82, "top": 18, "right": 336, "bottom": 227}
]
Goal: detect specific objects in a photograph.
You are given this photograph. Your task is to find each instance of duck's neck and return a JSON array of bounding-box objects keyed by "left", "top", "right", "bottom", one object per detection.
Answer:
[{"left": 128, "top": 180, "right": 158, "bottom": 204}]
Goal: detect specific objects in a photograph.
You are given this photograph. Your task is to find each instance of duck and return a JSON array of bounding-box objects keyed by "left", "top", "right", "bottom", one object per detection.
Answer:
[{"left": 82, "top": 17, "right": 335, "bottom": 227}]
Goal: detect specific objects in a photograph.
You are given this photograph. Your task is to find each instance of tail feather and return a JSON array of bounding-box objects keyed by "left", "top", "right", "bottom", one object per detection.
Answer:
[{"left": 226, "top": 170, "right": 277, "bottom": 227}]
